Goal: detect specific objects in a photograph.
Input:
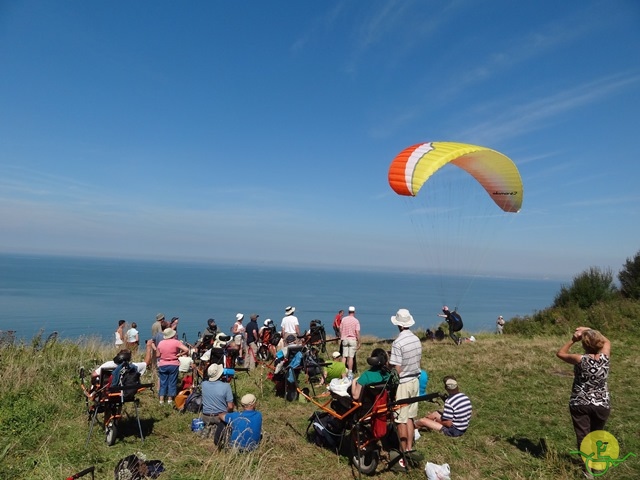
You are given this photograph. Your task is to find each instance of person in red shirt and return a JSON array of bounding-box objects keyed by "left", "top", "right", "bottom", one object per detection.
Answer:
[{"left": 332, "top": 309, "right": 344, "bottom": 337}]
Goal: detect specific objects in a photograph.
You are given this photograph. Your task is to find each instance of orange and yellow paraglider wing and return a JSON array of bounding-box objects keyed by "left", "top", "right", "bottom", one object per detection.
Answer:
[
  {"left": 388, "top": 142, "right": 523, "bottom": 212},
  {"left": 452, "top": 148, "right": 523, "bottom": 212},
  {"left": 388, "top": 142, "right": 479, "bottom": 196}
]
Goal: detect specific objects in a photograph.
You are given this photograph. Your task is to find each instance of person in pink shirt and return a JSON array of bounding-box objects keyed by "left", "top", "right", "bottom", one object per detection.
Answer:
[
  {"left": 157, "top": 328, "right": 190, "bottom": 405},
  {"left": 339, "top": 306, "right": 360, "bottom": 377}
]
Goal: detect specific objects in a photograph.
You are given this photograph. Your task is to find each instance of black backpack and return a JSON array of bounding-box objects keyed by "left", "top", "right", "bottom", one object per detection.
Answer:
[
  {"left": 449, "top": 311, "right": 463, "bottom": 332},
  {"left": 270, "top": 330, "right": 282, "bottom": 347},
  {"left": 119, "top": 363, "right": 141, "bottom": 401},
  {"left": 184, "top": 386, "right": 203, "bottom": 413}
]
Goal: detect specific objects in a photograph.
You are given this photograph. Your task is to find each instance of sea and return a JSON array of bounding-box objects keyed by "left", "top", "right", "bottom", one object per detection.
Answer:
[{"left": 0, "top": 253, "right": 564, "bottom": 344}]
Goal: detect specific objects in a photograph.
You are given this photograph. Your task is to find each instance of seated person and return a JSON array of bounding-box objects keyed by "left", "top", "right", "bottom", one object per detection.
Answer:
[
  {"left": 258, "top": 318, "right": 278, "bottom": 358},
  {"left": 195, "top": 318, "right": 218, "bottom": 352},
  {"left": 273, "top": 334, "right": 301, "bottom": 374},
  {"left": 224, "top": 393, "right": 263, "bottom": 452},
  {"left": 323, "top": 351, "right": 347, "bottom": 384},
  {"left": 201, "top": 363, "right": 234, "bottom": 446},
  {"left": 91, "top": 349, "right": 147, "bottom": 384},
  {"left": 415, "top": 376, "right": 472, "bottom": 437},
  {"left": 178, "top": 353, "right": 194, "bottom": 389},
  {"left": 350, "top": 348, "right": 391, "bottom": 401},
  {"left": 199, "top": 333, "right": 231, "bottom": 363}
]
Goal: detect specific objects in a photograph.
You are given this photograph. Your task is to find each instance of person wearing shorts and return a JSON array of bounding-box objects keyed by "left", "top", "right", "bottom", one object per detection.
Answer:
[
  {"left": 339, "top": 306, "right": 360, "bottom": 376},
  {"left": 389, "top": 308, "right": 422, "bottom": 458}
]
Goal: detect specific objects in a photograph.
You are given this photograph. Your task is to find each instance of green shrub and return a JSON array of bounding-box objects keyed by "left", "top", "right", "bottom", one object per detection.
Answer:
[
  {"left": 619, "top": 250, "right": 640, "bottom": 300},
  {"left": 553, "top": 266, "right": 617, "bottom": 309}
]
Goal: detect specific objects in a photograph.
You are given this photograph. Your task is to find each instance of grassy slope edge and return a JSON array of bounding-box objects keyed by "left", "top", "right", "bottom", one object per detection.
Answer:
[{"left": 0, "top": 333, "right": 638, "bottom": 480}]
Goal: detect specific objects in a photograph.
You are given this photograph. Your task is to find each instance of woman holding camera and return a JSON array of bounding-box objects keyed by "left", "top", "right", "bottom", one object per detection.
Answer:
[{"left": 556, "top": 326, "right": 611, "bottom": 450}]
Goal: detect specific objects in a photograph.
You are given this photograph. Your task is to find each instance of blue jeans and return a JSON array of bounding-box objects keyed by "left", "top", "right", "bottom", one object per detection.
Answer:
[{"left": 158, "top": 364, "right": 179, "bottom": 397}]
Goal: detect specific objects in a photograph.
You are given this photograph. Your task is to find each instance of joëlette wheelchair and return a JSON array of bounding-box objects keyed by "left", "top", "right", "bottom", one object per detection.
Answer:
[
  {"left": 303, "top": 357, "right": 445, "bottom": 475},
  {"left": 80, "top": 362, "right": 153, "bottom": 446}
]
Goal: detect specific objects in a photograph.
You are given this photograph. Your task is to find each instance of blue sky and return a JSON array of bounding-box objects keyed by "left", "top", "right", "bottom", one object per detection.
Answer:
[{"left": 1, "top": 0, "right": 639, "bottom": 280}]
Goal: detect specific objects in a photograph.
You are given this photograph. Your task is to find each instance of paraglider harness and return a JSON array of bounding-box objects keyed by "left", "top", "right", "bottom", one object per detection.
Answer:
[{"left": 447, "top": 310, "right": 463, "bottom": 332}]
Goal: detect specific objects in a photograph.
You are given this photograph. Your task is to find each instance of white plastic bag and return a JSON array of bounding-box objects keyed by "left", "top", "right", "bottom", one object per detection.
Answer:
[{"left": 425, "top": 461, "right": 451, "bottom": 480}]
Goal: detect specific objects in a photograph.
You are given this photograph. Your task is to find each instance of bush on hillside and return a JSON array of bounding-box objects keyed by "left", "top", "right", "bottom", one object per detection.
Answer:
[
  {"left": 504, "top": 305, "right": 581, "bottom": 336},
  {"left": 553, "top": 266, "right": 617, "bottom": 309},
  {"left": 619, "top": 250, "right": 640, "bottom": 300},
  {"left": 506, "top": 298, "right": 640, "bottom": 336}
]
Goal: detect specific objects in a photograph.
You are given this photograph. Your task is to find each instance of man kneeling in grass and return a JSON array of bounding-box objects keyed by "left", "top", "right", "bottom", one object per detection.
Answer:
[{"left": 415, "top": 376, "right": 472, "bottom": 437}]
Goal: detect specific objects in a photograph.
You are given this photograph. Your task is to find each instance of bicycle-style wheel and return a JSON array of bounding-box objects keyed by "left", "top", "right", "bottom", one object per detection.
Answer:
[
  {"left": 350, "top": 426, "right": 379, "bottom": 475},
  {"left": 105, "top": 420, "right": 118, "bottom": 446}
]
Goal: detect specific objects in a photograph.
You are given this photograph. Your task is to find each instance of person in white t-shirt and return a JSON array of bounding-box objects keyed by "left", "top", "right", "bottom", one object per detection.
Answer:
[
  {"left": 281, "top": 306, "right": 300, "bottom": 341},
  {"left": 125, "top": 322, "right": 139, "bottom": 353}
]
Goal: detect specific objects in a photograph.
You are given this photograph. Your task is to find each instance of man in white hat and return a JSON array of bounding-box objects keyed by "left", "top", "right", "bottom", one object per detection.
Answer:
[
  {"left": 389, "top": 308, "right": 422, "bottom": 463},
  {"left": 340, "top": 306, "right": 360, "bottom": 378},
  {"left": 224, "top": 392, "right": 263, "bottom": 452},
  {"left": 231, "top": 313, "right": 246, "bottom": 360},
  {"left": 281, "top": 306, "right": 300, "bottom": 341},
  {"left": 201, "top": 363, "right": 235, "bottom": 445},
  {"left": 496, "top": 315, "right": 505, "bottom": 334},
  {"left": 415, "top": 376, "right": 472, "bottom": 437}
]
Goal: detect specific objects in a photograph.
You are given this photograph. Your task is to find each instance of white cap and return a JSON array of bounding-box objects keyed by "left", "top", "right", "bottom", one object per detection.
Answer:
[
  {"left": 348, "top": 306, "right": 355, "bottom": 312},
  {"left": 236, "top": 313, "right": 244, "bottom": 321},
  {"left": 445, "top": 378, "right": 458, "bottom": 390}
]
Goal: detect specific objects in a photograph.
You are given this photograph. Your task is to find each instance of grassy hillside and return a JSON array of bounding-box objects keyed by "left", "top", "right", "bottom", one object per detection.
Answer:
[{"left": 1, "top": 332, "right": 638, "bottom": 480}]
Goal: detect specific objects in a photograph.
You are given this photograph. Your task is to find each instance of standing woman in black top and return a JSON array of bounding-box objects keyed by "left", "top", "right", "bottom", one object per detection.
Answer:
[{"left": 556, "top": 326, "right": 611, "bottom": 450}]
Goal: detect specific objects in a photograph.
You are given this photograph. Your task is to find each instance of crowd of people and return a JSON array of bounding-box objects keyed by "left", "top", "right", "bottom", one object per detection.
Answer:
[{"left": 103, "top": 307, "right": 612, "bottom": 475}]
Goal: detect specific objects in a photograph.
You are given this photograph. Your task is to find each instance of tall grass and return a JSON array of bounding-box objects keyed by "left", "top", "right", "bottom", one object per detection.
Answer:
[{"left": 0, "top": 332, "right": 638, "bottom": 479}]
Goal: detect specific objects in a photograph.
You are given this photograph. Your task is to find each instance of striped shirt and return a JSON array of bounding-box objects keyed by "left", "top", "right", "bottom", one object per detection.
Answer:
[
  {"left": 389, "top": 329, "right": 422, "bottom": 383},
  {"left": 340, "top": 314, "right": 360, "bottom": 340},
  {"left": 442, "top": 392, "right": 472, "bottom": 431}
]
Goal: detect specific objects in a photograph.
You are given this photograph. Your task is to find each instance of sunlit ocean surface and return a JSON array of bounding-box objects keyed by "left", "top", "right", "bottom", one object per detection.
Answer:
[{"left": 0, "top": 254, "right": 563, "bottom": 343}]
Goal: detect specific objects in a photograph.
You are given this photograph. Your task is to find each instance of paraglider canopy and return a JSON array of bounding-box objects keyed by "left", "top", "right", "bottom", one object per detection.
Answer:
[
  {"left": 387, "top": 140, "right": 524, "bottom": 316},
  {"left": 388, "top": 142, "right": 523, "bottom": 213}
]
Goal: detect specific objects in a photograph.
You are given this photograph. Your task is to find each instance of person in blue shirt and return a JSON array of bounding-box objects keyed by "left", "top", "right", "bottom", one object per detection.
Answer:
[
  {"left": 224, "top": 393, "right": 263, "bottom": 452},
  {"left": 201, "top": 363, "right": 234, "bottom": 446}
]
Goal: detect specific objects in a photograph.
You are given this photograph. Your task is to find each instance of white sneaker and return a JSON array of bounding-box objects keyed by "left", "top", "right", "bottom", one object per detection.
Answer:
[
  {"left": 167, "top": 399, "right": 173, "bottom": 405},
  {"left": 414, "top": 430, "right": 421, "bottom": 441}
]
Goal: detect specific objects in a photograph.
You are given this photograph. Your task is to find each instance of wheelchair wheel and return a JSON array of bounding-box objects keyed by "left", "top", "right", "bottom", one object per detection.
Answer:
[
  {"left": 105, "top": 421, "right": 118, "bottom": 446},
  {"left": 257, "top": 345, "right": 270, "bottom": 361},
  {"left": 350, "top": 427, "right": 379, "bottom": 475},
  {"left": 351, "top": 447, "right": 379, "bottom": 475}
]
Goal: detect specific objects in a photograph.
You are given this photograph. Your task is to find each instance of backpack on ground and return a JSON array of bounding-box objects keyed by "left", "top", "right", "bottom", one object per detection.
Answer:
[
  {"left": 175, "top": 388, "right": 191, "bottom": 411},
  {"left": 183, "top": 386, "right": 203, "bottom": 413}
]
